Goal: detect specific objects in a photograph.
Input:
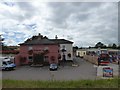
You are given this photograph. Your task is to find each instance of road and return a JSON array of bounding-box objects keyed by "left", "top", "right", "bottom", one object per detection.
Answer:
[{"left": 2, "top": 57, "right": 97, "bottom": 80}]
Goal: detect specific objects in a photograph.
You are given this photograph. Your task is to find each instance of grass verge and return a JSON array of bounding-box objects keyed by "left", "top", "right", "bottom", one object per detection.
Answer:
[{"left": 2, "top": 78, "right": 119, "bottom": 88}]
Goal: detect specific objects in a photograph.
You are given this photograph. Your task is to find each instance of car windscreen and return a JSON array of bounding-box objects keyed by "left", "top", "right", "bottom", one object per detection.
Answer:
[
  {"left": 50, "top": 64, "right": 57, "bottom": 66},
  {"left": 7, "top": 61, "right": 13, "bottom": 64}
]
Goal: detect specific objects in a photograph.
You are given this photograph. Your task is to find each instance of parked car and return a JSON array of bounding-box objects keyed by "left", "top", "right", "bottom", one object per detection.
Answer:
[
  {"left": 98, "top": 53, "right": 110, "bottom": 66},
  {"left": 49, "top": 63, "right": 58, "bottom": 71},
  {"left": 1, "top": 57, "right": 16, "bottom": 71}
]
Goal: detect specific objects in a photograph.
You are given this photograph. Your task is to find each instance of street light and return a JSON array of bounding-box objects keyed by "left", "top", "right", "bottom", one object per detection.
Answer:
[{"left": 61, "top": 47, "right": 66, "bottom": 62}]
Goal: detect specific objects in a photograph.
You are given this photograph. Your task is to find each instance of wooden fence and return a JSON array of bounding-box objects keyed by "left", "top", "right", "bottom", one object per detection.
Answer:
[{"left": 83, "top": 55, "right": 98, "bottom": 65}]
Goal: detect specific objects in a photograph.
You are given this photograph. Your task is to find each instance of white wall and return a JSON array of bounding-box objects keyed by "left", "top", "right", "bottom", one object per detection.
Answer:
[
  {"left": 76, "top": 50, "right": 86, "bottom": 57},
  {"left": 97, "top": 64, "right": 119, "bottom": 77},
  {"left": 59, "top": 44, "right": 73, "bottom": 61}
]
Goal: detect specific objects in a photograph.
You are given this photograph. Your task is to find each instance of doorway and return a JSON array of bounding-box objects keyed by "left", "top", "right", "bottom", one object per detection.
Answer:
[{"left": 33, "top": 54, "right": 44, "bottom": 65}]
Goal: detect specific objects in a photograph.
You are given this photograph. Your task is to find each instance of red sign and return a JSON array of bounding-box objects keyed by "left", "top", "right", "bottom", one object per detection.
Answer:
[{"left": 103, "top": 67, "right": 113, "bottom": 77}]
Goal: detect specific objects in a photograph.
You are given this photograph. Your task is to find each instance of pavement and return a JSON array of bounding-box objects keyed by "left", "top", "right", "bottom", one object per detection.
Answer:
[{"left": 2, "top": 57, "right": 97, "bottom": 80}]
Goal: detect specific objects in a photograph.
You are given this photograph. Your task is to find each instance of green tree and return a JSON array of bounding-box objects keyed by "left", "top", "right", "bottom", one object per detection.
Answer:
[
  {"left": 0, "top": 35, "right": 4, "bottom": 46},
  {"left": 112, "top": 43, "right": 117, "bottom": 49},
  {"left": 95, "top": 42, "right": 106, "bottom": 48},
  {"left": 89, "top": 46, "right": 91, "bottom": 49},
  {"left": 0, "top": 35, "right": 10, "bottom": 50},
  {"left": 73, "top": 46, "right": 78, "bottom": 50}
]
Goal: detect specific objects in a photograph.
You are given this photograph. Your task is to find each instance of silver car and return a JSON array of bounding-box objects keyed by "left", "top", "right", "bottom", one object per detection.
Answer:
[{"left": 49, "top": 64, "right": 58, "bottom": 71}]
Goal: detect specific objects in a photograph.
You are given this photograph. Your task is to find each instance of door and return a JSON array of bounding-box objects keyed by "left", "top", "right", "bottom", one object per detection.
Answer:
[
  {"left": 33, "top": 54, "right": 44, "bottom": 64},
  {"left": 62, "top": 54, "right": 66, "bottom": 61}
]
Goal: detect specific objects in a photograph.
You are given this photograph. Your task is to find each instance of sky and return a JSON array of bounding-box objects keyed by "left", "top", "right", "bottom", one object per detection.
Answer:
[{"left": 0, "top": 1, "right": 118, "bottom": 47}]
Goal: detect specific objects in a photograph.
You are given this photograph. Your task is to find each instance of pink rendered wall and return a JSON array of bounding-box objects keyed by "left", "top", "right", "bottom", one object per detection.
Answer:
[
  {"left": 15, "top": 44, "right": 59, "bottom": 65},
  {"left": 14, "top": 54, "right": 21, "bottom": 66},
  {"left": 33, "top": 45, "right": 59, "bottom": 64}
]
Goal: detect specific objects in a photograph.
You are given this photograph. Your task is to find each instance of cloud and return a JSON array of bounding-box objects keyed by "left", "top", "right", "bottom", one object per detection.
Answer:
[
  {"left": 15, "top": 2, "right": 37, "bottom": 21},
  {"left": 0, "top": 2, "right": 118, "bottom": 47},
  {"left": 2, "top": 2, "right": 15, "bottom": 7},
  {"left": 47, "top": 2, "right": 103, "bottom": 27}
]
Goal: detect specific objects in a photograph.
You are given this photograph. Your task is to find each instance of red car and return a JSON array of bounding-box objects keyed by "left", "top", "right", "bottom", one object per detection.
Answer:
[{"left": 98, "top": 53, "right": 110, "bottom": 65}]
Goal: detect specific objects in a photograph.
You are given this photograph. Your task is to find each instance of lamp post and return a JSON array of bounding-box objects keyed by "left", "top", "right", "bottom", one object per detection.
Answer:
[{"left": 61, "top": 47, "right": 66, "bottom": 66}]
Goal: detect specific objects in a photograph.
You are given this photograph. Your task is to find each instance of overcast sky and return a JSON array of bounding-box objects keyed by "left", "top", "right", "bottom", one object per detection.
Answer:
[{"left": 0, "top": 1, "right": 118, "bottom": 47}]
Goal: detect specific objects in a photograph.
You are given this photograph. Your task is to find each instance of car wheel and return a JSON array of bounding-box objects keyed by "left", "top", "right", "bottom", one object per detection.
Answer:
[
  {"left": 10, "top": 67, "right": 14, "bottom": 70},
  {"left": 13, "top": 68, "right": 15, "bottom": 70},
  {"left": 5, "top": 68, "right": 10, "bottom": 71},
  {"left": 50, "top": 69, "right": 53, "bottom": 71}
]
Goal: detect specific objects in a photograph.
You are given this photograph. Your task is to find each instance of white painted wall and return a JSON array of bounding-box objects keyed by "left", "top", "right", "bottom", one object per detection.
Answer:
[
  {"left": 76, "top": 50, "right": 86, "bottom": 57},
  {"left": 59, "top": 44, "right": 73, "bottom": 61},
  {"left": 97, "top": 64, "right": 119, "bottom": 78}
]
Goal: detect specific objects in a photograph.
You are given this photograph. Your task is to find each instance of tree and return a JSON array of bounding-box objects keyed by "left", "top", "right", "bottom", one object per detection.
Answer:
[
  {"left": 112, "top": 43, "right": 117, "bottom": 49},
  {"left": 0, "top": 35, "right": 4, "bottom": 46},
  {"left": 89, "top": 46, "right": 91, "bottom": 49},
  {"left": 73, "top": 46, "right": 78, "bottom": 50},
  {"left": 0, "top": 35, "right": 6, "bottom": 50},
  {"left": 95, "top": 42, "right": 105, "bottom": 48},
  {"left": 0, "top": 35, "right": 11, "bottom": 50}
]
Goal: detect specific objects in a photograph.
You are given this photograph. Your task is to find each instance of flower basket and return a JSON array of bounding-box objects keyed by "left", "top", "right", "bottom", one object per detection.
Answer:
[{"left": 28, "top": 50, "right": 33, "bottom": 55}]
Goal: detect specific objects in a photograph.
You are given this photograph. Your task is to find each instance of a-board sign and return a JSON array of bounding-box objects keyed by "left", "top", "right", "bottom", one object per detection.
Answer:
[{"left": 103, "top": 67, "right": 113, "bottom": 77}]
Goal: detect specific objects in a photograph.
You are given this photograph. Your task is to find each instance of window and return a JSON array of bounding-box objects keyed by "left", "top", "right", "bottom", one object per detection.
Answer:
[
  {"left": 68, "top": 53, "right": 71, "bottom": 58},
  {"left": 3, "top": 62, "right": 7, "bottom": 65},
  {"left": 28, "top": 50, "right": 33, "bottom": 55},
  {"left": 44, "top": 47, "right": 49, "bottom": 50},
  {"left": 61, "top": 45, "right": 66, "bottom": 52},
  {"left": 62, "top": 45, "right": 65, "bottom": 49},
  {"left": 84, "top": 52, "right": 86, "bottom": 55},
  {"left": 28, "top": 56, "right": 33, "bottom": 61},
  {"left": 44, "top": 56, "right": 49, "bottom": 62},
  {"left": 7, "top": 61, "right": 13, "bottom": 64},
  {"left": 28, "top": 46, "right": 33, "bottom": 50},
  {"left": 78, "top": 52, "right": 80, "bottom": 56},
  {"left": 51, "top": 56, "right": 55, "bottom": 61},
  {"left": 58, "top": 54, "right": 61, "bottom": 59}
]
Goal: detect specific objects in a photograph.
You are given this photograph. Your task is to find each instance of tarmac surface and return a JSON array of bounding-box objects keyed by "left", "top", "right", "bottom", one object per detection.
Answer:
[{"left": 2, "top": 57, "right": 98, "bottom": 80}]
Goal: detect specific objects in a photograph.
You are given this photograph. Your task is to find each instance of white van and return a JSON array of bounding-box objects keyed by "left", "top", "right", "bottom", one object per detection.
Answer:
[{"left": 0, "top": 57, "right": 16, "bottom": 70}]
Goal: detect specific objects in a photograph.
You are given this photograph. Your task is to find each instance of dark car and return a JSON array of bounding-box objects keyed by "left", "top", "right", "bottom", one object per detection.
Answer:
[{"left": 49, "top": 64, "right": 58, "bottom": 71}]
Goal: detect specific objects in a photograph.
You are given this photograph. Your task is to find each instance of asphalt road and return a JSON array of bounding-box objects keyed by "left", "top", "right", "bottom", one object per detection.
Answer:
[{"left": 2, "top": 57, "right": 97, "bottom": 80}]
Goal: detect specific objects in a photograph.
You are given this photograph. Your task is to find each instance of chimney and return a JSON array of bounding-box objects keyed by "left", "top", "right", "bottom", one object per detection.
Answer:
[
  {"left": 38, "top": 33, "right": 41, "bottom": 36},
  {"left": 55, "top": 35, "right": 58, "bottom": 39},
  {"left": 37, "top": 33, "right": 42, "bottom": 40}
]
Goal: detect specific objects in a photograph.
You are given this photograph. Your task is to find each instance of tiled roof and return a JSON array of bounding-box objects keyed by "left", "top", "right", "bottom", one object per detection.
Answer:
[
  {"left": 50, "top": 39, "right": 73, "bottom": 44},
  {"left": 19, "top": 39, "right": 57, "bottom": 45},
  {"left": 19, "top": 33, "right": 73, "bottom": 45},
  {"left": 20, "top": 39, "right": 73, "bottom": 45}
]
